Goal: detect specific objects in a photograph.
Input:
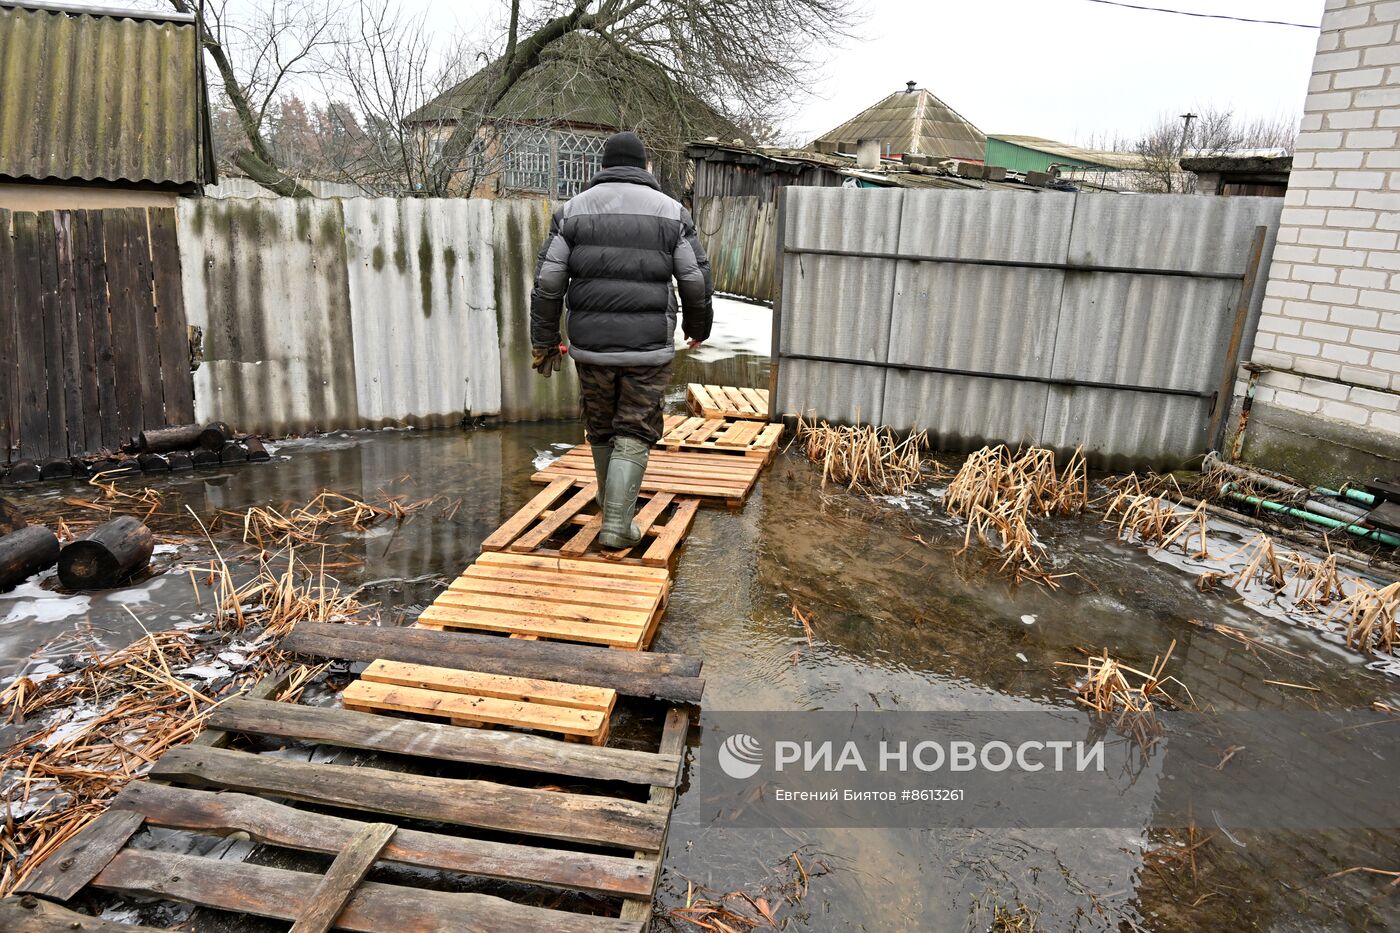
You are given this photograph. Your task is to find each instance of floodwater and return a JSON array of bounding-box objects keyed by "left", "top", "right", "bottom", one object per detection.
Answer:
[{"left": 3, "top": 296, "right": 1399, "bottom": 930}]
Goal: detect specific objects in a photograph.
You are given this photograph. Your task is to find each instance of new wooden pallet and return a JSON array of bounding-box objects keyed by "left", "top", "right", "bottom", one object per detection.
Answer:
[
  {"left": 342, "top": 659, "right": 617, "bottom": 745},
  {"left": 483, "top": 477, "right": 698, "bottom": 567},
  {"left": 417, "top": 550, "right": 671, "bottom": 650},
  {"left": 661, "top": 414, "right": 783, "bottom": 461},
  {"left": 687, "top": 383, "right": 769, "bottom": 421},
  {"left": 533, "top": 446, "right": 765, "bottom": 507},
  {"left": 13, "top": 671, "right": 688, "bottom": 932}
]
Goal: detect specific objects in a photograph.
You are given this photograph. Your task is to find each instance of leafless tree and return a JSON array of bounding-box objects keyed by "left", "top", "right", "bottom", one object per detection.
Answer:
[
  {"left": 1131, "top": 106, "right": 1298, "bottom": 193},
  {"left": 171, "top": 0, "right": 341, "bottom": 195}
]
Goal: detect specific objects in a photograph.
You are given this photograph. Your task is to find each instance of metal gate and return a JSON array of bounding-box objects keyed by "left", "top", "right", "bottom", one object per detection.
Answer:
[{"left": 769, "top": 187, "right": 1281, "bottom": 467}]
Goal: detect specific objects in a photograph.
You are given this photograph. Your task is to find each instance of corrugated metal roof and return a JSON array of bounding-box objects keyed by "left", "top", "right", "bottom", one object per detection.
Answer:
[
  {"left": 0, "top": 2, "right": 206, "bottom": 186},
  {"left": 810, "top": 86, "right": 985, "bottom": 162},
  {"left": 986, "top": 135, "right": 1146, "bottom": 171}
]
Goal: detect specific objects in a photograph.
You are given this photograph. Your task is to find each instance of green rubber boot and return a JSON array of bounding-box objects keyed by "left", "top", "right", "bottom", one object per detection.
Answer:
[
  {"left": 590, "top": 440, "right": 612, "bottom": 510},
  {"left": 598, "top": 435, "right": 648, "bottom": 549}
]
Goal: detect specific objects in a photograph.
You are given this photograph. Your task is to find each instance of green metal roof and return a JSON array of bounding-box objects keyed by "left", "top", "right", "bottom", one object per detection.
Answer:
[{"left": 0, "top": 2, "right": 210, "bottom": 186}]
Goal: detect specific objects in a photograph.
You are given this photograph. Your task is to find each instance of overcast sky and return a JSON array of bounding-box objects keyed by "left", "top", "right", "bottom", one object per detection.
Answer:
[{"left": 790, "top": 0, "right": 1326, "bottom": 145}]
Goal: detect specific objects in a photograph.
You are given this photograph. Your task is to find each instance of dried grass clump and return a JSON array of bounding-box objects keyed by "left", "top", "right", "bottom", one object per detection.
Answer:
[
  {"left": 194, "top": 547, "right": 364, "bottom": 639},
  {"left": 1058, "top": 641, "right": 1190, "bottom": 745},
  {"left": 1286, "top": 550, "right": 1347, "bottom": 611},
  {"left": 1104, "top": 494, "right": 1211, "bottom": 559},
  {"left": 794, "top": 416, "right": 933, "bottom": 496},
  {"left": 667, "top": 850, "right": 825, "bottom": 931},
  {"left": 944, "top": 445, "right": 1087, "bottom": 586},
  {"left": 991, "top": 904, "right": 1041, "bottom": 932},
  {"left": 234, "top": 489, "right": 432, "bottom": 552},
  {"left": 1332, "top": 580, "right": 1400, "bottom": 655}
]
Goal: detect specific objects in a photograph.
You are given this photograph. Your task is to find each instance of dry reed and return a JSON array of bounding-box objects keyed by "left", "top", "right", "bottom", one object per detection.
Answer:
[
  {"left": 1331, "top": 580, "right": 1400, "bottom": 655},
  {"left": 233, "top": 489, "right": 434, "bottom": 552},
  {"left": 944, "top": 445, "right": 1087, "bottom": 586},
  {"left": 794, "top": 415, "right": 935, "bottom": 496},
  {"left": 665, "top": 850, "right": 824, "bottom": 931},
  {"left": 1058, "top": 642, "right": 1190, "bottom": 745}
]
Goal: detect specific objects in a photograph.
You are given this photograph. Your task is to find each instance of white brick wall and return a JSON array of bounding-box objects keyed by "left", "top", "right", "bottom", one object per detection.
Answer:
[{"left": 1251, "top": 0, "right": 1400, "bottom": 435}]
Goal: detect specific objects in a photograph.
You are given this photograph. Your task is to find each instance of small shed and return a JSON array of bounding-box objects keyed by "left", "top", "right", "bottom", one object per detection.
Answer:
[
  {"left": 984, "top": 135, "right": 1143, "bottom": 175},
  {"left": 0, "top": 0, "right": 215, "bottom": 210},
  {"left": 1180, "top": 153, "right": 1291, "bottom": 197}
]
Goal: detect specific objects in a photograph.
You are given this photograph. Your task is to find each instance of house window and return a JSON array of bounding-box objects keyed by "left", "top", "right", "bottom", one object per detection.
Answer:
[
  {"left": 555, "top": 132, "right": 606, "bottom": 199},
  {"left": 504, "top": 128, "right": 551, "bottom": 193}
]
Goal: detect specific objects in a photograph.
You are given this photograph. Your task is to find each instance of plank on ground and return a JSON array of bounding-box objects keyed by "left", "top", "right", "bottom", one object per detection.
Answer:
[
  {"left": 0, "top": 895, "right": 164, "bottom": 932},
  {"left": 341, "top": 681, "right": 608, "bottom": 739},
  {"left": 93, "top": 849, "right": 641, "bottom": 933},
  {"left": 361, "top": 659, "right": 616, "bottom": 711},
  {"left": 641, "top": 498, "right": 699, "bottom": 567},
  {"left": 441, "top": 576, "right": 661, "bottom": 613},
  {"left": 279, "top": 623, "right": 705, "bottom": 703},
  {"left": 480, "top": 479, "right": 575, "bottom": 551},
  {"left": 289, "top": 822, "right": 396, "bottom": 933},
  {"left": 458, "top": 563, "right": 661, "bottom": 596},
  {"left": 14, "top": 809, "right": 144, "bottom": 902},
  {"left": 112, "top": 782, "right": 658, "bottom": 897},
  {"left": 150, "top": 745, "right": 668, "bottom": 851},
  {"left": 476, "top": 550, "right": 670, "bottom": 581},
  {"left": 206, "top": 697, "right": 679, "bottom": 785},
  {"left": 417, "top": 606, "right": 648, "bottom": 649},
  {"left": 619, "top": 708, "right": 690, "bottom": 927}
]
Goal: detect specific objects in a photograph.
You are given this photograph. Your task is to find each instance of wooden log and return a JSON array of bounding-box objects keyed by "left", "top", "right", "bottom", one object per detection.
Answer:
[
  {"left": 137, "top": 423, "right": 201, "bottom": 453},
  {"left": 219, "top": 441, "right": 248, "bottom": 463},
  {"left": 191, "top": 448, "right": 220, "bottom": 467},
  {"left": 67, "top": 458, "right": 91, "bottom": 479},
  {"left": 208, "top": 697, "right": 679, "bottom": 786},
  {"left": 92, "top": 849, "right": 641, "bottom": 933},
  {"left": 198, "top": 421, "right": 231, "bottom": 451},
  {"left": 0, "top": 895, "right": 164, "bottom": 932},
  {"left": 57, "top": 516, "right": 152, "bottom": 589},
  {"left": 166, "top": 451, "right": 193, "bottom": 471},
  {"left": 149, "top": 745, "right": 668, "bottom": 851},
  {"left": 136, "top": 453, "right": 169, "bottom": 472},
  {"left": 39, "top": 460, "right": 72, "bottom": 480},
  {"left": 244, "top": 436, "right": 271, "bottom": 462},
  {"left": 14, "top": 809, "right": 143, "bottom": 901},
  {"left": 0, "top": 497, "right": 27, "bottom": 534},
  {"left": 4, "top": 460, "right": 40, "bottom": 485},
  {"left": 289, "top": 822, "right": 396, "bottom": 933},
  {"left": 112, "top": 782, "right": 657, "bottom": 898},
  {"left": 0, "top": 525, "right": 60, "bottom": 591}
]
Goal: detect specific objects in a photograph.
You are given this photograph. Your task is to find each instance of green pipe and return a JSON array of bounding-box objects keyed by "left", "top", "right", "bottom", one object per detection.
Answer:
[
  {"left": 1223, "top": 486, "right": 1400, "bottom": 548},
  {"left": 1314, "top": 485, "right": 1378, "bottom": 508}
]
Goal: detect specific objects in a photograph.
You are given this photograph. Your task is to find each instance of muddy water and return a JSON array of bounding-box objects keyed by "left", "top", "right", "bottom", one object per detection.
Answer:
[{"left": 2, "top": 296, "right": 1398, "bottom": 930}]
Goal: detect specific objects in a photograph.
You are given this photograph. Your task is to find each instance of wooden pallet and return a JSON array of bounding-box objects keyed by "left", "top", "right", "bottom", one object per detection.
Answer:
[
  {"left": 687, "top": 383, "right": 769, "bottom": 421},
  {"left": 483, "top": 477, "right": 699, "bottom": 567},
  {"left": 661, "top": 414, "right": 783, "bottom": 461},
  {"left": 343, "top": 660, "right": 616, "bottom": 745},
  {"left": 533, "top": 447, "right": 765, "bottom": 506},
  {"left": 12, "top": 671, "right": 689, "bottom": 932},
  {"left": 416, "top": 551, "right": 670, "bottom": 650}
]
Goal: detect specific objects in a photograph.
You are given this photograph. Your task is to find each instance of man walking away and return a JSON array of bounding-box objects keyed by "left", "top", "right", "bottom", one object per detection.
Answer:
[{"left": 529, "top": 132, "right": 713, "bottom": 548}]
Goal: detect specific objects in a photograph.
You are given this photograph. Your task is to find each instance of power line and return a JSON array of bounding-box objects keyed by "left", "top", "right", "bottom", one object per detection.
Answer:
[{"left": 1081, "top": 0, "right": 1318, "bottom": 28}]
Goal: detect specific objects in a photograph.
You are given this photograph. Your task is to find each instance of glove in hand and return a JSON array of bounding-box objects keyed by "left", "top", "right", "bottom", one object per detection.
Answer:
[{"left": 531, "top": 344, "right": 566, "bottom": 378}]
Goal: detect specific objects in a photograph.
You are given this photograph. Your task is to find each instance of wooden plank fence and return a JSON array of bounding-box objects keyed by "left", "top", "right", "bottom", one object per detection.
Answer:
[{"left": 0, "top": 208, "right": 193, "bottom": 464}]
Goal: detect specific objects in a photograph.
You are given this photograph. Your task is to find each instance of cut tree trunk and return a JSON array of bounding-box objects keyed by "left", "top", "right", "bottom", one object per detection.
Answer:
[
  {"left": 139, "top": 424, "right": 203, "bottom": 453},
  {"left": 199, "top": 422, "right": 232, "bottom": 451},
  {"left": 137, "top": 453, "right": 170, "bottom": 472},
  {"left": 4, "top": 460, "right": 40, "bottom": 485},
  {"left": 245, "top": 437, "right": 271, "bottom": 462},
  {"left": 41, "top": 460, "right": 73, "bottom": 480},
  {"left": 58, "top": 516, "right": 154, "bottom": 589},
  {"left": 220, "top": 441, "right": 248, "bottom": 463},
  {"left": 0, "top": 525, "right": 60, "bottom": 590},
  {"left": 0, "top": 497, "right": 27, "bottom": 534},
  {"left": 168, "top": 451, "right": 194, "bottom": 471}
]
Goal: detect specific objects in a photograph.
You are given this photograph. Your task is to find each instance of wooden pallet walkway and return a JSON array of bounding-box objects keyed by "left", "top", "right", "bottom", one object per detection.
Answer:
[
  {"left": 482, "top": 477, "right": 699, "bottom": 567},
  {"left": 687, "top": 383, "right": 769, "bottom": 421},
  {"left": 661, "top": 414, "right": 783, "bottom": 461},
  {"left": 533, "top": 445, "right": 765, "bottom": 506},
  {"left": 13, "top": 669, "right": 690, "bottom": 932}
]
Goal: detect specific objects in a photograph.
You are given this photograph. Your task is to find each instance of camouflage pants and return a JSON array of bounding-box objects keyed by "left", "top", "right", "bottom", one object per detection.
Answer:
[{"left": 576, "top": 362, "right": 671, "bottom": 447}]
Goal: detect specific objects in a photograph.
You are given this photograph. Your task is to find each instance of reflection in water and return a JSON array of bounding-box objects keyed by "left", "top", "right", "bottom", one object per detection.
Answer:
[{"left": 0, "top": 296, "right": 1396, "bottom": 929}]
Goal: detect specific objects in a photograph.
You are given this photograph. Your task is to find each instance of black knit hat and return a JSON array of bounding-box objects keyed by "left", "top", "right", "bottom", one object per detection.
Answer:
[{"left": 601, "top": 131, "right": 648, "bottom": 169}]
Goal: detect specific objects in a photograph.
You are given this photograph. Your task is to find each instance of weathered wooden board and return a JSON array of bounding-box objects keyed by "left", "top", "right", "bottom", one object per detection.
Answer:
[
  {"left": 0, "top": 895, "right": 164, "bottom": 931},
  {"left": 207, "top": 696, "right": 677, "bottom": 785},
  {"left": 92, "top": 849, "right": 642, "bottom": 933},
  {"left": 289, "top": 821, "right": 396, "bottom": 933},
  {"left": 280, "top": 623, "right": 705, "bottom": 702},
  {"left": 14, "top": 809, "right": 144, "bottom": 901},
  {"left": 661, "top": 415, "right": 783, "bottom": 461},
  {"left": 533, "top": 446, "right": 764, "bottom": 505},
  {"left": 687, "top": 383, "right": 769, "bottom": 421},
  {"left": 150, "top": 745, "right": 669, "bottom": 851},
  {"left": 620, "top": 708, "right": 691, "bottom": 926},
  {"left": 342, "top": 679, "right": 611, "bottom": 742},
  {"left": 483, "top": 487, "right": 698, "bottom": 567},
  {"left": 112, "top": 782, "right": 658, "bottom": 897}
]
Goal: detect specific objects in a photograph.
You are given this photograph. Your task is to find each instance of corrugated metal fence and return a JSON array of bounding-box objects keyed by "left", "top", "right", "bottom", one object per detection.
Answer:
[
  {"left": 178, "top": 197, "right": 562, "bottom": 436},
  {"left": 772, "top": 188, "right": 1282, "bottom": 468}
]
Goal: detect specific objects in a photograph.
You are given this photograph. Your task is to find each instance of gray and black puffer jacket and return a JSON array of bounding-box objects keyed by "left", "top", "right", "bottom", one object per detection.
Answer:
[{"left": 530, "top": 165, "right": 713, "bottom": 366}]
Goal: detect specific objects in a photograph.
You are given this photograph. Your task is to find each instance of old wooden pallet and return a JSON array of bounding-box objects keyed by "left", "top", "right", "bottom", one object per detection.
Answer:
[
  {"left": 661, "top": 414, "right": 783, "bottom": 461},
  {"left": 15, "top": 672, "right": 690, "bottom": 932},
  {"left": 483, "top": 477, "right": 698, "bottom": 566},
  {"left": 283, "top": 621, "right": 706, "bottom": 703},
  {"left": 342, "top": 660, "right": 617, "bottom": 745},
  {"left": 533, "top": 446, "right": 765, "bottom": 506},
  {"left": 687, "top": 383, "right": 769, "bottom": 421},
  {"left": 417, "top": 551, "right": 671, "bottom": 650}
]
